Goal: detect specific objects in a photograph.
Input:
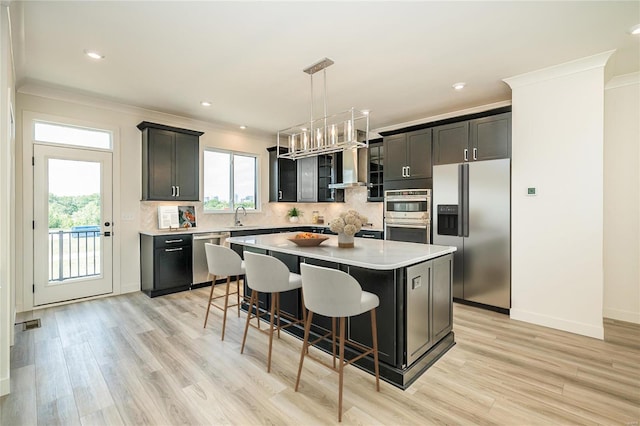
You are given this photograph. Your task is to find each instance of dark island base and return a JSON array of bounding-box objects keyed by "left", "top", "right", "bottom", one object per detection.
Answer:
[{"left": 243, "top": 304, "right": 455, "bottom": 390}]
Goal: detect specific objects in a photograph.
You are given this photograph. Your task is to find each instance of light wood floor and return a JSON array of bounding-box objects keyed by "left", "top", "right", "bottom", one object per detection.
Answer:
[{"left": 1, "top": 288, "right": 639, "bottom": 425}]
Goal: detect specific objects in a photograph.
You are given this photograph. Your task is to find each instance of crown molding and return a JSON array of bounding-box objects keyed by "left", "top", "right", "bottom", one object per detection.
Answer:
[
  {"left": 605, "top": 72, "right": 640, "bottom": 90},
  {"left": 504, "top": 50, "right": 616, "bottom": 89}
]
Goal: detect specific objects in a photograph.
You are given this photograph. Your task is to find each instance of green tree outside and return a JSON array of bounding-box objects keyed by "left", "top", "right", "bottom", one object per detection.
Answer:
[{"left": 48, "top": 193, "right": 100, "bottom": 229}]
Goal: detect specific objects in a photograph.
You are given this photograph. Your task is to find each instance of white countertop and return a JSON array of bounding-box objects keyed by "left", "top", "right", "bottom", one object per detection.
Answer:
[
  {"left": 139, "top": 224, "right": 383, "bottom": 236},
  {"left": 227, "top": 232, "right": 456, "bottom": 270}
]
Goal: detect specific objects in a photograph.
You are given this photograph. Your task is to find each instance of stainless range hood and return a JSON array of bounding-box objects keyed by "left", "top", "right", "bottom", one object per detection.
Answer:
[{"left": 328, "top": 148, "right": 367, "bottom": 189}]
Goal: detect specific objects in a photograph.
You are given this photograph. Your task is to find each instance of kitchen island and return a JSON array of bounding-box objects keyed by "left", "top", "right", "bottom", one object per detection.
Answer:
[{"left": 227, "top": 232, "right": 456, "bottom": 389}]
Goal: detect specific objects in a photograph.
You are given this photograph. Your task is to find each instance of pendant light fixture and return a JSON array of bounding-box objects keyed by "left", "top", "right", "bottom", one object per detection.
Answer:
[{"left": 277, "top": 58, "right": 369, "bottom": 160}]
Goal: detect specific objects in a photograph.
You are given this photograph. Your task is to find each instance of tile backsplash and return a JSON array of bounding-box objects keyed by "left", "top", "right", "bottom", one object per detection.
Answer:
[{"left": 140, "top": 186, "right": 384, "bottom": 232}]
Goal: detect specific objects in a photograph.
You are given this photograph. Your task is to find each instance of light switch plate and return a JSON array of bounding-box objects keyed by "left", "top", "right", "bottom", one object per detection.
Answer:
[
  {"left": 121, "top": 213, "right": 135, "bottom": 221},
  {"left": 527, "top": 187, "right": 537, "bottom": 196}
]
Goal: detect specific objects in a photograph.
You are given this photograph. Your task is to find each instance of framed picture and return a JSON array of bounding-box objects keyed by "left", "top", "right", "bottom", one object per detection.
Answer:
[{"left": 178, "top": 205, "right": 196, "bottom": 228}]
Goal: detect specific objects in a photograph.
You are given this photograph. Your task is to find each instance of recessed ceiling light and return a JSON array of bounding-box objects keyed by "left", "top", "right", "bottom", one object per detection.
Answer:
[
  {"left": 631, "top": 24, "right": 640, "bottom": 35},
  {"left": 452, "top": 82, "right": 466, "bottom": 90},
  {"left": 239, "top": 125, "right": 247, "bottom": 130},
  {"left": 200, "top": 101, "right": 212, "bottom": 107},
  {"left": 84, "top": 50, "right": 104, "bottom": 60}
]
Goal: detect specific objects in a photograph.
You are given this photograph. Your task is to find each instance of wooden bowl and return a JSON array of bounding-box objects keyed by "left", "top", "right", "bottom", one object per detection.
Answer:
[{"left": 287, "top": 235, "right": 329, "bottom": 247}]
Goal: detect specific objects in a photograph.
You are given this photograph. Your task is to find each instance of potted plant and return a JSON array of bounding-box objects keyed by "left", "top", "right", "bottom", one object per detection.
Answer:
[{"left": 287, "top": 207, "right": 302, "bottom": 223}]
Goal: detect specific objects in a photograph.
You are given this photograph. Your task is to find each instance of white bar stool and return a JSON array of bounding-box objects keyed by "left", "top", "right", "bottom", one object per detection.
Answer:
[
  {"left": 203, "top": 243, "right": 246, "bottom": 341},
  {"left": 295, "top": 262, "right": 380, "bottom": 422},
  {"left": 241, "top": 251, "right": 306, "bottom": 372}
]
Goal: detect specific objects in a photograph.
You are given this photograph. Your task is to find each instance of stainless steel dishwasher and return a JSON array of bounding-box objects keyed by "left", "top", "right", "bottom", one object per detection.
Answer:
[{"left": 192, "top": 232, "right": 229, "bottom": 285}]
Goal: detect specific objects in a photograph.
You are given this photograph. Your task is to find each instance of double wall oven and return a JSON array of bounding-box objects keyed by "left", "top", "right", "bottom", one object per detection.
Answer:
[{"left": 384, "top": 189, "right": 431, "bottom": 244}]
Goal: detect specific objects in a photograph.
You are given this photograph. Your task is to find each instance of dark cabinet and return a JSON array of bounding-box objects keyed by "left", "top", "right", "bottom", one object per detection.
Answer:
[
  {"left": 140, "top": 234, "right": 193, "bottom": 297},
  {"left": 383, "top": 129, "right": 432, "bottom": 190},
  {"left": 433, "top": 121, "right": 469, "bottom": 165},
  {"left": 317, "top": 153, "right": 343, "bottom": 202},
  {"left": 347, "top": 266, "right": 399, "bottom": 366},
  {"left": 268, "top": 147, "right": 297, "bottom": 202},
  {"left": 367, "top": 140, "right": 384, "bottom": 201},
  {"left": 433, "top": 112, "right": 511, "bottom": 165},
  {"left": 138, "top": 121, "right": 203, "bottom": 201},
  {"left": 470, "top": 113, "right": 511, "bottom": 161}
]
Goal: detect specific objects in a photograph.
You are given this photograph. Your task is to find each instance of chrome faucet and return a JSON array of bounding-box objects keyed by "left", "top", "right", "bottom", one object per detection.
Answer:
[{"left": 234, "top": 206, "right": 246, "bottom": 226}]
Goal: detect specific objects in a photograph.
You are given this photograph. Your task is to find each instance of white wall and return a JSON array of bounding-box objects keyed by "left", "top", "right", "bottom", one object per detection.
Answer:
[
  {"left": 603, "top": 73, "right": 640, "bottom": 324},
  {"left": 504, "top": 52, "right": 613, "bottom": 339},
  {"left": 0, "top": 3, "right": 16, "bottom": 397}
]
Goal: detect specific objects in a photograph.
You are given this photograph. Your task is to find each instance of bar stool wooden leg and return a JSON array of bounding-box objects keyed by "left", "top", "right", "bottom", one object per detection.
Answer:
[
  {"left": 295, "top": 310, "right": 313, "bottom": 391},
  {"left": 276, "top": 293, "right": 281, "bottom": 339},
  {"left": 267, "top": 292, "right": 277, "bottom": 372},
  {"left": 338, "top": 317, "right": 346, "bottom": 422},
  {"left": 332, "top": 317, "right": 337, "bottom": 369},
  {"left": 203, "top": 274, "right": 217, "bottom": 328},
  {"left": 371, "top": 308, "right": 380, "bottom": 392},
  {"left": 221, "top": 276, "right": 232, "bottom": 341},
  {"left": 236, "top": 276, "right": 241, "bottom": 317},
  {"left": 241, "top": 291, "right": 257, "bottom": 354}
]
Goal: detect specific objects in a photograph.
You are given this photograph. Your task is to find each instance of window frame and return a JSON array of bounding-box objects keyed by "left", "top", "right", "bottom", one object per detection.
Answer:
[
  {"left": 203, "top": 147, "right": 260, "bottom": 213},
  {"left": 33, "top": 119, "right": 113, "bottom": 151}
]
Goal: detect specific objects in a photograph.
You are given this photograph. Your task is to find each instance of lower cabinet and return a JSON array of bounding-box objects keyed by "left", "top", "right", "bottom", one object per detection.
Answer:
[
  {"left": 140, "top": 234, "right": 193, "bottom": 297},
  {"left": 346, "top": 266, "right": 400, "bottom": 367}
]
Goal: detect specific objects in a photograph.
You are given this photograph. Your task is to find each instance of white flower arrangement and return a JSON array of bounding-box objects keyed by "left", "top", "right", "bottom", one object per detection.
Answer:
[{"left": 329, "top": 210, "right": 368, "bottom": 237}]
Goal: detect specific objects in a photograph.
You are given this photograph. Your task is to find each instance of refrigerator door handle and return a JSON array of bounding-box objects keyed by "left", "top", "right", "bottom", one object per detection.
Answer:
[
  {"left": 457, "top": 164, "right": 464, "bottom": 237},
  {"left": 462, "top": 163, "right": 470, "bottom": 237}
]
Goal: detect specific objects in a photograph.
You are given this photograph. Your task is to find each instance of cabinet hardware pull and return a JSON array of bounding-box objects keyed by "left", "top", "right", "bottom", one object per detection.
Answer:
[
  {"left": 473, "top": 148, "right": 477, "bottom": 161},
  {"left": 407, "top": 166, "right": 411, "bottom": 177},
  {"left": 278, "top": 190, "right": 282, "bottom": 200},
  {"left": 171, "top": 185, "right": 176, "bottom": 197},
  {"left": 165, "top": 247, "right": 183, "bottom": 252},
  {"left": 464, "top": 149, "right": 469, "bottom": 162},
  {"left": 165, "top": 239, "right": 183, "bottom": 243},
  {"left": 402, "top": 166, "right": 407, "bottom": 177},
  {"left": 176, "top": 186, "right": 180, "bottom": 197}
]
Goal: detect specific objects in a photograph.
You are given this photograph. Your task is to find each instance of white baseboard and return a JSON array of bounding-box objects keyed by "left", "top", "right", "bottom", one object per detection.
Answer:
[
  {"left": 603, "top": 307, "right": 640, "bottom": 324},
  {"left": 120, "top": 282, "right": 140, "bottom": 294},
  {"left": 0, "top": 375, "right": 9, "bottom": 396},
  {"left": 510, "top": 308, "right": 604, "bottom": 340}
]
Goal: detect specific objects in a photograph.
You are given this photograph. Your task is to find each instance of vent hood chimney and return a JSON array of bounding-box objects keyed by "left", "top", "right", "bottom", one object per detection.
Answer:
[{"left": 328, "top": 148, "right": 367, "bottom": 189}]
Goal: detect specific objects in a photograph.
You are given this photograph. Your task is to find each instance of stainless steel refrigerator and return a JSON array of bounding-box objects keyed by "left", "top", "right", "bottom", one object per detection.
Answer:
[{"left": 432, "top": 159, "right": 511, "bottom": 310}]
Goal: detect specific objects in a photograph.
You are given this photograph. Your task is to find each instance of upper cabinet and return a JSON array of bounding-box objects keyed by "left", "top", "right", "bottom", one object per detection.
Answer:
[
  {"left": 367, "top": 140, "right": 384, "bottom": 201},
  {"left": 138, "top": 121, "right": 203, "bottom": 201},
  {"left": 383, "top": 128, "right": 432, "bottom": 190},
  {"left": 433, "top": 112, "right": 511, "bottom": 165},
  {"left": 317, "top": 153, "right": 344, "bottom": 203},
  {"left": 268, "top": 147, "right": 297, "bottom": 202}
]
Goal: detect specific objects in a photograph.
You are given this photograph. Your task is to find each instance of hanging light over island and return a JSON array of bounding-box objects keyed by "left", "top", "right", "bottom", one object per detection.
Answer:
[{"left": 277, "top": 58, "right": 369, "bottom": 160}]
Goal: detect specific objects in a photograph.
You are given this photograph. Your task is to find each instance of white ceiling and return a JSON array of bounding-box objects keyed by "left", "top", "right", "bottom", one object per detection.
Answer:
[{"left": 10, "top": 1, "right": 640, "bottom": 135}]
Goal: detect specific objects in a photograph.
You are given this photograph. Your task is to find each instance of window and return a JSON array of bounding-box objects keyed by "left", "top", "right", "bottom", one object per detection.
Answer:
[
  {"left": 34, "top": 121, "right": 112, "bottom": 150},
  {"left": 203, "top": 149, "right": 258, "bottom": 212}
]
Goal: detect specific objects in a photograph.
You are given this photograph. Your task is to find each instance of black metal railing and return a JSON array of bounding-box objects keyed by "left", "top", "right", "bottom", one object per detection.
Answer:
[{"left": 49, "top": 229, "right": 101, "bottom": 281}]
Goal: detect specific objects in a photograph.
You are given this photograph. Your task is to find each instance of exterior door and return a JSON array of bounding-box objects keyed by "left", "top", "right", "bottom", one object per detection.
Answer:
[{"left": 33, "top": 144, "right": 113, "bottom": 305}]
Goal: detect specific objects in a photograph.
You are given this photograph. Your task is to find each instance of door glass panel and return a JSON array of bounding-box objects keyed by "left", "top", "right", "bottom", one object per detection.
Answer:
[{"left": 48, "top": 159, "right": 102, "bottom": 282}]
